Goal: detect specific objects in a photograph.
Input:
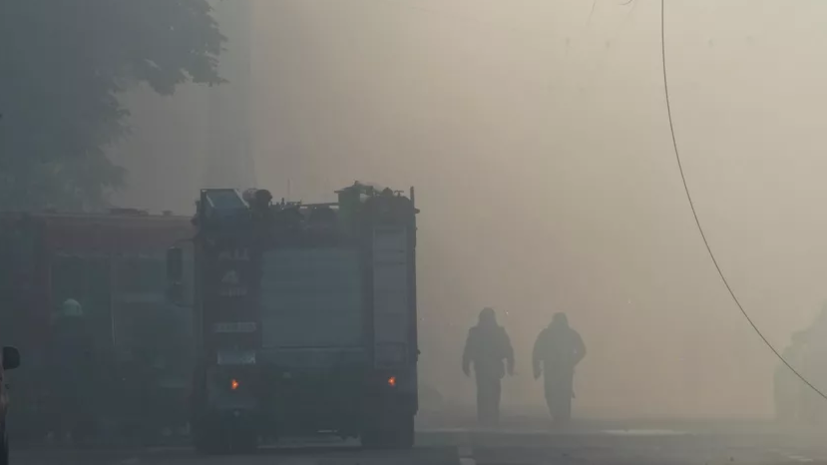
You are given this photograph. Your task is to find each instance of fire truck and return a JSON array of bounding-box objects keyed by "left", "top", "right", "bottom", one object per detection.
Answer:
[
  {"left": 166, "top": 183, "right": 419, "bottom": 453},
  {"left": 0, "top": 210, "right": 194, "bottom": 443}
]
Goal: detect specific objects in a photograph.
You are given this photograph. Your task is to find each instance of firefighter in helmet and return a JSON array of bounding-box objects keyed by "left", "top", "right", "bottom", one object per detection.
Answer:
[
  {"left": 462, "top": 307, "right": 515, "bottom": 426},
  {"left": 532, "top": 312, "right": 586, "bottom": 423},
  {"left": 44, "top": 299, "right": 98, "bottom": 444}
]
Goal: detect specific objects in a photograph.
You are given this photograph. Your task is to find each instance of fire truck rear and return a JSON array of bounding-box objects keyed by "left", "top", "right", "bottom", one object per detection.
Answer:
[{"left": 167, "top": 182, "right": 419, "bottom": 453}]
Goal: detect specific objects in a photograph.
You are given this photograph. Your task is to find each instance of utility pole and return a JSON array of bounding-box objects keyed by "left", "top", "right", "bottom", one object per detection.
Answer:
[{"left": 203, "top": 0, "right": 257, "bottom": 190}]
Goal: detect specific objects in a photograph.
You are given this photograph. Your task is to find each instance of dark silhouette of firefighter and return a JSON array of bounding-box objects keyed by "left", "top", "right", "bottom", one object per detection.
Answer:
[
  {"left": 44, "top": 299, "right": 99, "bottom": 444},
  {"left": 462, "top": 307, "right": 514, "bottom": 426},
  {"left": 532, "top": 313, "right": 586, "bottom": 423}
]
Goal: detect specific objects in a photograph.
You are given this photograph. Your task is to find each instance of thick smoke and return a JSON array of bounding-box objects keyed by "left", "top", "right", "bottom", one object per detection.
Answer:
[{"left": 112, "top": 0, "right": 827, "bottom": 419}]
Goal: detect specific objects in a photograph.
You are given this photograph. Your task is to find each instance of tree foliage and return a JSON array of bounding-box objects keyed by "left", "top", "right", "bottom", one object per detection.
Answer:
[{"left": 0, "top": 0, "right": 225, "bottom": 210}]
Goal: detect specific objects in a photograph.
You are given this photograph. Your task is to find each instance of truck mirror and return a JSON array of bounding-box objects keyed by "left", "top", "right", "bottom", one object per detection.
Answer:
[{"left": 3, "top": 346, "right": 20, "bottom": 370}]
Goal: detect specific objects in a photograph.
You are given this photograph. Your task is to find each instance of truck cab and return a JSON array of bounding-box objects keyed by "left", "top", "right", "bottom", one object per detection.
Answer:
[{"left": 167, "top": 183, "right": 419, "bottom": 453}]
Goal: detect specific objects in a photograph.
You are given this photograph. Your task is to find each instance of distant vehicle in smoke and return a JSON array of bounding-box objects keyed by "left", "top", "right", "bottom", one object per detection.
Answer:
[{"left": 0, "top": 210, "right": 194, "bottom": 445}]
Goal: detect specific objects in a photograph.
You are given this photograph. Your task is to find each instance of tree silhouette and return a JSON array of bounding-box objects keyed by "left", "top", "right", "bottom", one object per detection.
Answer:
[{"left": 0, "top": 0, "right": 225, "bottom": 210}]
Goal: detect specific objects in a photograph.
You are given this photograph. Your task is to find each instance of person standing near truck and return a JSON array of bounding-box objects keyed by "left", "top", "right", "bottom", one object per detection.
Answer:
[
  {"left": 462, "top": 307, "right": 515, "bottom": 426},
  {"left": 44, "top": 299, "right": 99, "bottom": 444},
  {"left": 532, "top": 312, "right": 586, "bottom": 423}
]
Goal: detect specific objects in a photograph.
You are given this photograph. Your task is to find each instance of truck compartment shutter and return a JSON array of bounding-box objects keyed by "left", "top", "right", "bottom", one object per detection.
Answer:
[
  {"left": 260, "top": 249, "right": 363, "bottom": 348},
  {"left": 372, "top": 226, "right": 409, "bottom": 367}
]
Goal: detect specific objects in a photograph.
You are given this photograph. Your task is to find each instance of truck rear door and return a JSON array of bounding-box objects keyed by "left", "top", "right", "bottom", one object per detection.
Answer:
[{"left": 371, "top": 226, "right": 414, "bottom": 371}]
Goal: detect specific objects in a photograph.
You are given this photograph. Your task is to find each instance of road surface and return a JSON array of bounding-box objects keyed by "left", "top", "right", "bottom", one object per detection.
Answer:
[{"left": 12, "top": 424, "right": 827, "bottom": 465}]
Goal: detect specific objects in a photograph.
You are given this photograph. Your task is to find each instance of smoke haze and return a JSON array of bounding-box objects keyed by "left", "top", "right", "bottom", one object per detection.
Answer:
[{"left": 110, "top": 0, "right": 827, "bottom": 419}]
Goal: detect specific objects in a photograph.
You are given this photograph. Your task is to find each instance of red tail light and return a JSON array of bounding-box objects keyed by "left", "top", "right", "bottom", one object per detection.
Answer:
[
  {"left": 387, "top": 376, "right": 397, "bottom": 387},
  {"left": 230, "top": 379, "right": 240, "bottom": 390}
]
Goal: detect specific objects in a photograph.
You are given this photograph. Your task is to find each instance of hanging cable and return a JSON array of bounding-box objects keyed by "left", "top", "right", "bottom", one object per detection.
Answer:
[{"left": 660, "top": 0, "right": 827, "bottom": 401}]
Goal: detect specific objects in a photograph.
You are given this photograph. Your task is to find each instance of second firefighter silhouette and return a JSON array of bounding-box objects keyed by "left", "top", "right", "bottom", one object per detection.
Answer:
[
  {"left": 532, "top": 313, "right": 586, "bottom": 422},
  {"left": 462, "top": 308, "right": 515, "bottom": 426}
]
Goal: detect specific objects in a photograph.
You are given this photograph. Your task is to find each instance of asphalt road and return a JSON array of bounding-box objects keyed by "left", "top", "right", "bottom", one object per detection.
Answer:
[{"left": 11, "top": 424, "right": 827, "bottom": 465}]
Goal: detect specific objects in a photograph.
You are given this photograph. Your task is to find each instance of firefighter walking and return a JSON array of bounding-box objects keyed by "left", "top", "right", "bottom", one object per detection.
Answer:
[
  {"left": 532, "top": 312, "right": 586, "bottom": 423},
  {"left": 462, "top": 307, "right": 514, "bottom": 426}
]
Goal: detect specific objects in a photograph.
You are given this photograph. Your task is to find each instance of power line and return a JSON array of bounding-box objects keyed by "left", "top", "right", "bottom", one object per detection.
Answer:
[{"left": 659, "top": 0, "right": 827, "bottom": 401}]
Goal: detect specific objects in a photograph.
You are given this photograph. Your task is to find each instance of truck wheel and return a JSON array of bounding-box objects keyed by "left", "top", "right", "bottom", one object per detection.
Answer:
[
  {"left": 193, "top": 428, "right": 223, "bottom": 455},
  {"left": 360, "top": 424, "right": 381, "bottom": 449},
  {"left": 391, "top": 414, "right": 415, "bottom": 449},
  {"left": 0, "top": 425, "right": 9, "bottom": 465},
  {"left": 361, "top": 414, "right": 414, "bottom": 450},
  {"left": 193, "top": 421, "right": 229, "bottom": 455},
  {"left": 227, "top": 429, "right": 258, "bottom": 454},
  {"left": 194, "top": 424, "right": 257, "bottom": 455},
  {"left": 396, "top": 415, "right": 416, "bottom": 449}
]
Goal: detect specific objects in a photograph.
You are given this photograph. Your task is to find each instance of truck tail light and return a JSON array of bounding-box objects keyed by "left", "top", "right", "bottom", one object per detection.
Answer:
[
  {"left": 387, "top": 376, "right": 397, "bottom": 387},
  {"left": 231, "top": 379, "right": 240, "bottom": 390}
]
